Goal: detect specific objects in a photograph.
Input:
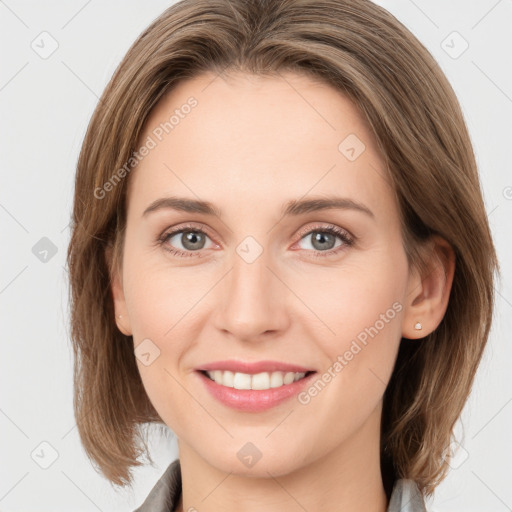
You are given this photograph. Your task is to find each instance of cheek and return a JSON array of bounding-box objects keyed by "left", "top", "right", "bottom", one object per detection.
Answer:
[
  {"left": 121, "top": 249, "right": 202, "bottom": 412},
  {"left": 125, "top": 275, "right": 200, "bottom": 439},
  {"left": 123, "top": 245, "right": 206, "bottom": 342},
  {"left": 295, "top": 251, "right": 406, "bottom": 406},
  {"left": 299, "top": 251, "right": 406, "bottom": 345}
]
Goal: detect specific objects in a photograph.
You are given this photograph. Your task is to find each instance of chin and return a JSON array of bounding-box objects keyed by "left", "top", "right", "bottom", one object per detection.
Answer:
[{"left": 199, "top": 442, "right": 309, "bottom": 479}]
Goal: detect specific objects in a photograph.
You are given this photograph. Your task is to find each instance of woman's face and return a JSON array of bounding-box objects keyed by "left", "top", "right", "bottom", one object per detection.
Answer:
[{"left": 114, "top": 70, "right": 416, "bottom": 477}]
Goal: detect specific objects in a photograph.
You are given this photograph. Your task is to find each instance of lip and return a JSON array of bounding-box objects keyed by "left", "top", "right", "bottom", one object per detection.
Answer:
[
  {"left": 196, "top": 359, "right": 314, "bottom": 374},
  {"left": 195, "top": 366, "right": 317, "bottom": 413}
]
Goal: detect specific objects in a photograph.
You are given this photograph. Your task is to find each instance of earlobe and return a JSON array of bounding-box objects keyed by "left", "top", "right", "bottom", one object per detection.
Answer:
[
  {"left": 402, "top": 236, "right": 455, "bottom": 340},
  {"left": 115, "top": 314, "right": 132, "bottom": 336},
  {"left": 105, "top": 244, "right": 133, "bottom": 336}
]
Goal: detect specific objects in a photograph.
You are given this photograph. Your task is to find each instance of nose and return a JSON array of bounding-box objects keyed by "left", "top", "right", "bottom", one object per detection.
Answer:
[{"left": 212, "top": 247, "right": 290, "bottom": 342}]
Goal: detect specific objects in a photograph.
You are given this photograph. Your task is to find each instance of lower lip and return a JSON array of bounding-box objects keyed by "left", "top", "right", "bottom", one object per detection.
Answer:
[{"left": 196, "top": 371, "right": 316, "bottom": 412}]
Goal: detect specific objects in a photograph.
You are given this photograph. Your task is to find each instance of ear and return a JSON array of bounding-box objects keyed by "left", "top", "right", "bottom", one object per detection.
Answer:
[
  {"left": 401, "top": 236, "right": 455, "bottom": 339},
  {"left": 105, "top": 243, "right": 133, "bottom": 336}
]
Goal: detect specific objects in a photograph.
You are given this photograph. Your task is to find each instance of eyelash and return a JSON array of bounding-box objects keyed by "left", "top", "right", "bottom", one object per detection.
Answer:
[{"left": 157, "top": 222, "right": 355, "bottom": 259}]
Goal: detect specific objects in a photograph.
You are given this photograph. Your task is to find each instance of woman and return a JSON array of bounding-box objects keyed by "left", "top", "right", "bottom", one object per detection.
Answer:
[{"left": 66, "top": 0, "right": 498, "bottom": 510}]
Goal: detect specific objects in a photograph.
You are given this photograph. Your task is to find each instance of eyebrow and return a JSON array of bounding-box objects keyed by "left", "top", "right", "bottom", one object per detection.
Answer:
[{"left": 142, "top": 195, "right": 374, "bottom": 219}]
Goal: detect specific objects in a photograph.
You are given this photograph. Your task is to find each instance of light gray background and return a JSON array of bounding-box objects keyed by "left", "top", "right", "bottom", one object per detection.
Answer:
[{"left": 1, "top": 0, "right": 511, "bottom": 510}]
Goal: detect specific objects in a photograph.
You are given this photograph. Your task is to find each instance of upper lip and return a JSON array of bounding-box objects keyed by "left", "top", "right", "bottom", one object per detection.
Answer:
[{"left": 196, "top": 360, "right": 315, "bottom": 374}]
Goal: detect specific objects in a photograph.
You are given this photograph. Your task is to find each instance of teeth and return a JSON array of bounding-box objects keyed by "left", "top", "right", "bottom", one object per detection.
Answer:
[
  {"left": 205, "top": 370, "right": 307, "bottom": 390},
  {"left": 222, "top": 370, "right": 234, "bottom": 387},
  {"left": 233, "top": 372, "right": 251, "bottom": 389},
  {"left": 251, "top": 372, "right": 270, "bottom": 390},
  {"left": 283, "top": 372, "right": 295, "bottom": 385},
  {"left": 269, "top": 371, "right": 283, "bottom": 388}
]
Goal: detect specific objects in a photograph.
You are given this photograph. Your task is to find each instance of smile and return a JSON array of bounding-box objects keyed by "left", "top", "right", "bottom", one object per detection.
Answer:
[
  {"left": 195, "top": 361, "right": 317, "bottom": 412},
  {"left": 203, "top": 370, "right": 309, "bottom": 390}
]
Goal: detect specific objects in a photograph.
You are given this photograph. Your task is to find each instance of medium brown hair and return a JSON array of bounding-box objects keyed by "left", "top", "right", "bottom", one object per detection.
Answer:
[{"left": 66, "top": 0, "right": 498, "bottom": 495}]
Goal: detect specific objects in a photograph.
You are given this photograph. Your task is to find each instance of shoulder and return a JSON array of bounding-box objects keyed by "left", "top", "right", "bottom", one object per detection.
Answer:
[
  {"left": 133, "top": 459, "right": 182, "bottom": 512},
  {"left": 133, "top": 461, "right": 427, "bottom": 512},
  {"left": 387, "top": 479, "right": 427, "bottom": 512}
]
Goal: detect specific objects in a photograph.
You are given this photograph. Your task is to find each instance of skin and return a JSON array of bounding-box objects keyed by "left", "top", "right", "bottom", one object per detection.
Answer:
[{"left": 109, "top": 70, "right": 455, "bottom": 512}]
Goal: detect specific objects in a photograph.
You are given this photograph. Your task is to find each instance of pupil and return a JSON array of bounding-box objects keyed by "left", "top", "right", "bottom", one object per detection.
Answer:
[
  {"left": 183, "top": 231, "right": 204, "bottom": 250},
  {"left": 313, "top": 231, "right": 334, "bottom": 250}
]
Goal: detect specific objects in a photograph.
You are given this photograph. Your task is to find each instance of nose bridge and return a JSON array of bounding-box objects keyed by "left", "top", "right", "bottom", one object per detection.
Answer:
[{"left": 214, "top": 239, "right": 287, "bottom": 340}]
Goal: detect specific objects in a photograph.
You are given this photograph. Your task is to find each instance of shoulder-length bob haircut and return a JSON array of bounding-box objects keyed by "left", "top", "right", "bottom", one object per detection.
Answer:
[{"left": 67, "top": 0, "right": 498, "bottom": 495}]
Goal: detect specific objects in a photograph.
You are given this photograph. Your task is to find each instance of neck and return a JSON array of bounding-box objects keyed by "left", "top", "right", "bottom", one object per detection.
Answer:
[{"left": 175, "top": 403, "right": 388, "bottom": 512}]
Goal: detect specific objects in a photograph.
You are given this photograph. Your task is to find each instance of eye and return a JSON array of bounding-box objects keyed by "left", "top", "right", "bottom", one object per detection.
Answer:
[
  {"left": 295, "top": 224, "right": 354, "bottom": 257},
  {"left": 158, "top": 224, "right": 215, "bottom": 257},
  {"left": 157, "top": 222, "right": 354, "bottom": 259}
]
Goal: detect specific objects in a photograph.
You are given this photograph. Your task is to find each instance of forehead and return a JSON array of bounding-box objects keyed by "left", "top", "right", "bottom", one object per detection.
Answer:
[{"left": 126, "top": 70, "right": 394, "bottom": 221}]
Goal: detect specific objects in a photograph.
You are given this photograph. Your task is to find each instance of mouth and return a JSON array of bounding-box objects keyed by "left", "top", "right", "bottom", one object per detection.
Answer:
[
  {"left": 194, "top": 361, "right": 317, "bottom": 412},
  {"left": 199, "top": 369, "right": 315, "bottom": 390}
]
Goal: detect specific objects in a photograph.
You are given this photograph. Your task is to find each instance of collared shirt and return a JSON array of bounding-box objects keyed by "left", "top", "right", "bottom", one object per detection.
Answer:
[{"left": 134, "top": 459, "right": 427, "bottom": 512}]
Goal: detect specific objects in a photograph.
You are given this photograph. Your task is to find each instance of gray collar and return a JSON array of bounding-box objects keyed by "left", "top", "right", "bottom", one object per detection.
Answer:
[{"left": 134, "top": 459, "right": 427, "bottom": 512}]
